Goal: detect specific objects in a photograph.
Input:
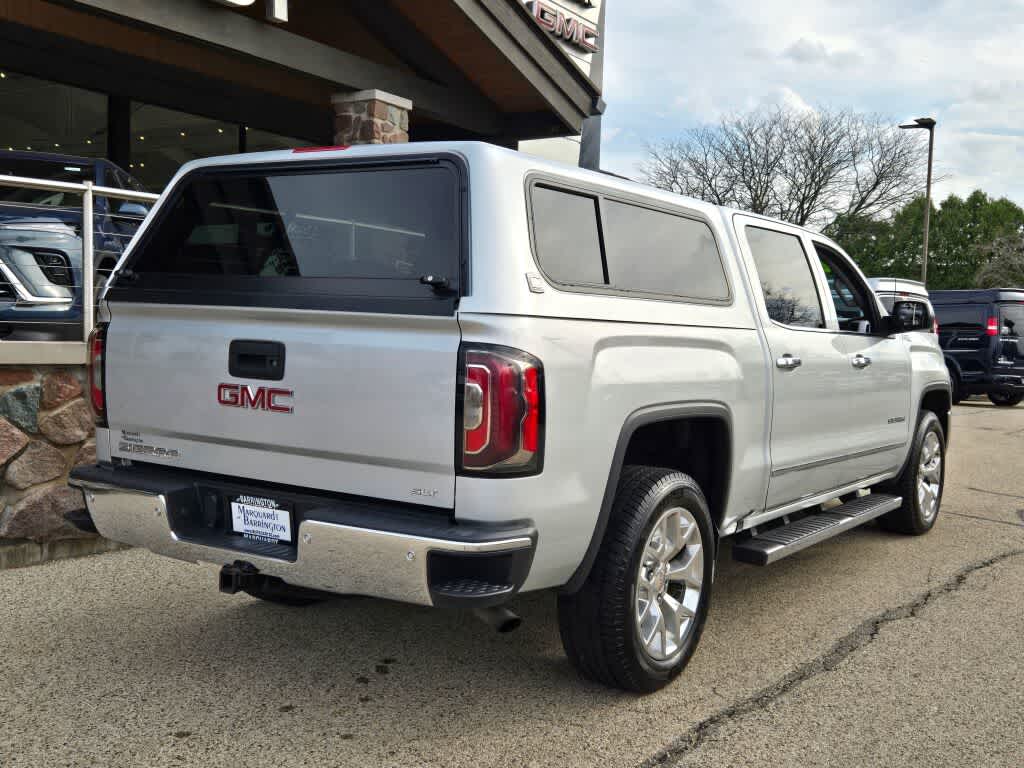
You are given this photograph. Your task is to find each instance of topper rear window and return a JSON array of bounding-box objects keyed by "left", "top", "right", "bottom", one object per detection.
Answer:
[{"left": 110, "top": 159, "right": 463, "bottom": 314}]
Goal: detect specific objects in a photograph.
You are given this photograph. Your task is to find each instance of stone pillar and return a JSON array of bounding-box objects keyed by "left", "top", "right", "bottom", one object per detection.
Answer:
[
  {"left": 332, "top": 90, "right": 411, "bottom": 145},
  {"left": 1, "top": 366, "right": 99, "bottom": 549}
]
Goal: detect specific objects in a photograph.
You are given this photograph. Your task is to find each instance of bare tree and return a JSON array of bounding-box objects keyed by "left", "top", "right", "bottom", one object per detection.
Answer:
[
  {"left": 975, "top": 233, "right": 1024, "bottom": 288},
  {"left": 642, "top": 107, "right": 926, "bottom": 228}
]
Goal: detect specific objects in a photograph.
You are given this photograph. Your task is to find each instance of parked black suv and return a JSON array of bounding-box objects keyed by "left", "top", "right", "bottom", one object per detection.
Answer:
[{"left": 931, "top": 289, "right": 1024, "bottom": 406}]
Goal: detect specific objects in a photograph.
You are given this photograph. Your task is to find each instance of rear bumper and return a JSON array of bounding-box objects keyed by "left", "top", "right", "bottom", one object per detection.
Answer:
[{"left": 69, "top": 464, "right": 535, "bottom": 607}]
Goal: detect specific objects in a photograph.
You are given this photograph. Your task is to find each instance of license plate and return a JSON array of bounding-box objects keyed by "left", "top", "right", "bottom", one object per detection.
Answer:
[{"left": 230, "top": 495, "right": 293, "bottom": 544}]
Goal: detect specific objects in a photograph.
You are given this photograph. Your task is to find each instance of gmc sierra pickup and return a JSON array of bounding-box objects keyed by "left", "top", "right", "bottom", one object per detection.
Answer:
[{"left": 71, "top": 142, "right": 951, "bottom": 692}]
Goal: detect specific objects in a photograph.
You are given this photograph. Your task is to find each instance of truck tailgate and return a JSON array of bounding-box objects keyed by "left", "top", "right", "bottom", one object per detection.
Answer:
[{"left": 105, "top": 303, "right": 459, "bottom": 508}]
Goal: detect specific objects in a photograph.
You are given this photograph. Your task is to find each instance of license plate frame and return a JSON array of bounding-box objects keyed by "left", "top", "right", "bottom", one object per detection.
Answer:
[{"left": 229, "top": 494, "right": 295, "bottom": 545}]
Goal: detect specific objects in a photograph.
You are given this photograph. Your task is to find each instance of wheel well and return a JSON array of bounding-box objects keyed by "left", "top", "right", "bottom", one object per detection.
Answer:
[
  {"left": 921, "top": 389, "right": 950, "bottom": 438},
  {"left": 622, "top": 417, "right": 731, "bottom": 532}
]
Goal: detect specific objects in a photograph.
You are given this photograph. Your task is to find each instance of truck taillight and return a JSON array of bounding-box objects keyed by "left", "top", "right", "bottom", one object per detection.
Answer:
[
  {"left": 458, "top": 345, "right": 544, "bottom": 476},
  {"left": 87, "top": 325, "right": 107, "bottom": 427},
  {"left": 987, "top": 317, "right": 1000, "bottom": 336}
]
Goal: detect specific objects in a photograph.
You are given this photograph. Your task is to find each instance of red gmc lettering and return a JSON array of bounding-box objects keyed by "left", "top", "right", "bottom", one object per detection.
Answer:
[
  {"left": 218, "top": 383, "right": 293, "bottom": 413},
  {"left": 240, "top": 386, "right": 267, "bottom": 410},
  {"left": 527, "top": 1, "right": 599, "bottom": 53}
]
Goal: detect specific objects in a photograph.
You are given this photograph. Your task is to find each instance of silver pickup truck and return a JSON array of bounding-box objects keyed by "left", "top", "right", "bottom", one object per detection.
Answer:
[{"left": 71, "top": 142, "right": 950, "bottom": 692}]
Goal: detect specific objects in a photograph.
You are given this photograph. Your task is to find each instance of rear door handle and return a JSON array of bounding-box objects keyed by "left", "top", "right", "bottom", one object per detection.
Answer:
[
  {"left": 229, "top": 340, "right": 286, "bottom": 381},
  {"left": 776, "top": 354, "right": 802, "bottom": 370},
  {"left": 851, "top": 354, "right": 872, "bottom": 369}
]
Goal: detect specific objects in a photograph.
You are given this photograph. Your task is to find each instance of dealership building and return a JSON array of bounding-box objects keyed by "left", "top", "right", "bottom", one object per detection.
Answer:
[
  {"left": 1, "top": 0, "right": 607, "bottom": 191},
  {"left": 0, "top": 0, "right": 606, "bottom": 557}
]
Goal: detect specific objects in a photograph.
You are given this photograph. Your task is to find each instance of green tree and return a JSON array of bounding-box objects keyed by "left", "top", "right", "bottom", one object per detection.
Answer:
[{"left": 833, "top": 191, "right": 1024, "bottom": 289}]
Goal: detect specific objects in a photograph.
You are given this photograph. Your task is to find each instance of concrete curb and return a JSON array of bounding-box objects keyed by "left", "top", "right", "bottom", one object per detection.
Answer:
[{"left": 0, "top": 538, "right": 128, "bottom": 570}]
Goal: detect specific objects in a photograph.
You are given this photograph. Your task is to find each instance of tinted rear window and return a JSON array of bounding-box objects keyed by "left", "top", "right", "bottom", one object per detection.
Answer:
[
  {"left": 602, "top": 200, "right": 728, "bottom": 300},
  {"left": 530, "top": 186, "right": 605, "bottom": 285},
  {"left": 115, "top": 161, "right": 462, "bottom": 313},
  {"left": 935, "top": 305, "right": 985, "bottom": 329}
]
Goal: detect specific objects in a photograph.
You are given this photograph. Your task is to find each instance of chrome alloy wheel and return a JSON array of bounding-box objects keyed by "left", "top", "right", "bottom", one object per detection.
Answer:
[
  {"left": 917, "top": 431, "right": 942, "bottom": 523},
  {"left": 634, "top": 506, "right": 704, "bottom": 663}
]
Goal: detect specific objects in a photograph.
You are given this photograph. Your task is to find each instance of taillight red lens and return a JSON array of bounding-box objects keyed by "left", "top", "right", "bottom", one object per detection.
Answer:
[
  {"left": 459, "top": 345, "right": 543, "bottom": 476},
  {"left": 87, "top": 325, "right": 107, "bottom": 426},
  {"left": 987, "top": 317, "right": 1000, "bottom": 336},
  {"left": 932, "top": 317, "right": 940, "bottom": 335}
]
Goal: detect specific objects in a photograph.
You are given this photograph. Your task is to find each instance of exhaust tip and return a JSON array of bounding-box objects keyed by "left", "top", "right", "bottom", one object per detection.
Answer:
[{"left": 473, "top": 605, "right": 522, "bottom": 633}]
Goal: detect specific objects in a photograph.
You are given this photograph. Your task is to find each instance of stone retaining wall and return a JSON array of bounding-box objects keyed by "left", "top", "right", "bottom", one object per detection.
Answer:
[{"left": 0, "top": 365, "right": 99, "bottom": 556}]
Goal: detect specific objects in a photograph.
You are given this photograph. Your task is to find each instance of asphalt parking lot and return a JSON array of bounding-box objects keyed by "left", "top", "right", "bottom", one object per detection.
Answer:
[{"left": 2, "top": 401, "right": 1022, "bottom": 768}]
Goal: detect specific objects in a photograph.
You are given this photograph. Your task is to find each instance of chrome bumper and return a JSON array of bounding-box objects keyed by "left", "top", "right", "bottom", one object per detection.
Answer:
[{"left": 70, "top": 478, "right": 532, "bottom": 607}]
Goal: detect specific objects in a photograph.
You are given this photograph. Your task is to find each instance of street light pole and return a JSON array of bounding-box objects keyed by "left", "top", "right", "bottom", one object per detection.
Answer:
[{"left": 899, "top": 117, "right": 936, "bottom": 285}]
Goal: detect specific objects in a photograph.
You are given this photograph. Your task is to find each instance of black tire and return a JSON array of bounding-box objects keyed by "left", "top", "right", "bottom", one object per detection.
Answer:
[
  {"left": 558, "top": 467, "right": 715, "bottom": 693},
  {"left": 987, "top": 391, "right": 1023, "bottom": 407},
  {"left": 242, "top": 579, "right": 328, "bottom": 606},
  {"left": 877, "top": 411, "right": 945, "bottom": 535}
]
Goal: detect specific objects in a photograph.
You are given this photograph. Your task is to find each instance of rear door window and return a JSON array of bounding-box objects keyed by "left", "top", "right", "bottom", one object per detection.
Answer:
[
  {"left": 999, "top": 303, "right": 1024, "bottom": 337},
  {"left": 113, "top": 161, "right": 463, "bottom": 314},
  {"left": 745, "top": 226, "right": 824, "bottom": 328},
  {"left": 999, "top": 303, "right": 1024, "bottom": 356}
]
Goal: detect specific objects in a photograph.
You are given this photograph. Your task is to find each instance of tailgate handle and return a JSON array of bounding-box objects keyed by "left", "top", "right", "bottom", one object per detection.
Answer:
[{"left": 229, "top": 340, "right": 286, "bottom": 381}]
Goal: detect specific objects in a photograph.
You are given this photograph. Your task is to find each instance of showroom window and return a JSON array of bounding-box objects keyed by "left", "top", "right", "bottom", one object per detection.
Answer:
[
  {"left": 0, "top": 71, "right": 107, "bottom": 158},
  {"left": 129, "top": 103, "right": 306, "bottom": 191},
  {"left": 130, "top": 103, "right": 238, "bottom": 192},
  {"left": 1, "top": 70, "right": 310, "bottom": 193}
]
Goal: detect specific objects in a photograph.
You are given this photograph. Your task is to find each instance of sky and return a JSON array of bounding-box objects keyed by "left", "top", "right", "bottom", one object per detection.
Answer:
[{"left": 598, "top": 0, "right": 1024, "bottom": 208}]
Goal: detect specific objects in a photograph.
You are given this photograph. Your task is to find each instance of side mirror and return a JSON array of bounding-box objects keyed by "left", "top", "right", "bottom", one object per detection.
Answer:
[
  {"left": 116, "top": 201, "right": 149, "bottom": 218},
  {"left": 887, "top": 300, "right": 931, "bottom": 334}
]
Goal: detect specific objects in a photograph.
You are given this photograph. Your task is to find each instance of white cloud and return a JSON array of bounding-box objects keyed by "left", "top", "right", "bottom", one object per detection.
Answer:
[{"left": 599, "top": 0, "right": 1024, "bottom": 206}]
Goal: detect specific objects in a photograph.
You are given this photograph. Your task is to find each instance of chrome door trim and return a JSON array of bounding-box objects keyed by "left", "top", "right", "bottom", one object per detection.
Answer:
[{"left": 770, "top": 442, "right": 906, "bottom": 477}]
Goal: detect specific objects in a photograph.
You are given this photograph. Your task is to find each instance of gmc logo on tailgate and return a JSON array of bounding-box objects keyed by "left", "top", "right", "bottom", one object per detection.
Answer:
[{"left": 217, "top": 383, "right": 294, "bottom": 414}]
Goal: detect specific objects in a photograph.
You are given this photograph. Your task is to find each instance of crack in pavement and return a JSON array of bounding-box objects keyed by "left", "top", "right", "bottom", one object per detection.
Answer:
[
  {"left": 945, "top": 510, "right": 1024, "bottom": 529},
  {"left": 968, "top": 486, "right": 1024, "bottom": 501},
  {"left": 641, "top": 549, "right": 1024, "bottom": 767}
]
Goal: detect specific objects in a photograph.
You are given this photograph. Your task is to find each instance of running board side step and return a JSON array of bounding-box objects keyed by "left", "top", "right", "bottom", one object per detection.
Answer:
[{"left": 732, "top": 494, "right": 902, "bottom": 566}]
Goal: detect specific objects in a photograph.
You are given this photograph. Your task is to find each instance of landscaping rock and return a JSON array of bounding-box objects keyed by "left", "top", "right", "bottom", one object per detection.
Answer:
[
  {"left": 0, "top": 384, "right": 41, "bottom": 433},
  {"left": 41, "top": 370, "right": 83, "bottom": 409},
  {"left": 74, "top": 440, "right": 97, "bottom": 467},
  {"left": 37, "top": 399, "right": 93, "bottom": 445},
  {"left": 0, "top": 486, "right": 92, "bottom": 542},
  {"left": 4, "top": 441, "right": 67, "bottom": 490},
  {"left": 0, "top": 418, "right": 29, "bottom": 466}
]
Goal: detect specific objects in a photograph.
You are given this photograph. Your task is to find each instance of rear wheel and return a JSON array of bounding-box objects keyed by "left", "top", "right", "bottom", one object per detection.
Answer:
[
  {"left": 558, "top": 467, "right": 714, "bottom": 693},
  {"left": 988, "top": 391, "right": 1022, "bottom": 407},
  {"left": 877, "top": 411, "right": 944, "bottom": 535}
]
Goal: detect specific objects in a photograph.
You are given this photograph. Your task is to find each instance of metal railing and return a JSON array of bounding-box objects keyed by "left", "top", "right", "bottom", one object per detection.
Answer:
[{"left": 0, "top": 174, "right": 159, "bottom": 365}]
